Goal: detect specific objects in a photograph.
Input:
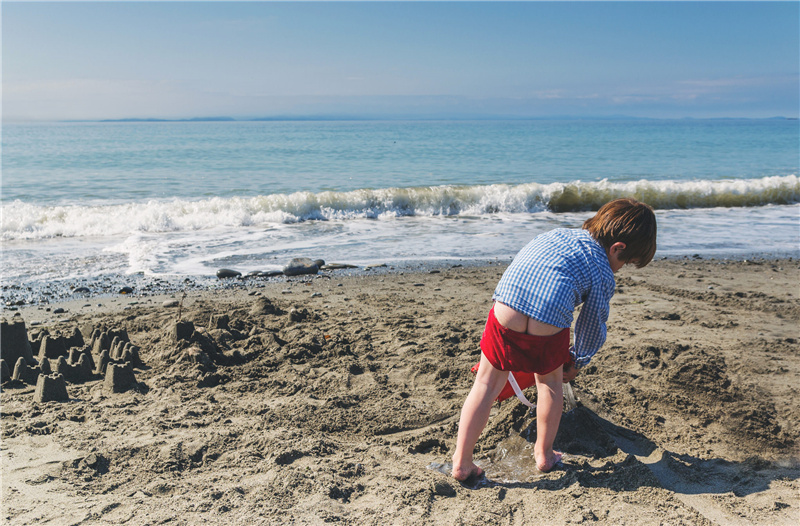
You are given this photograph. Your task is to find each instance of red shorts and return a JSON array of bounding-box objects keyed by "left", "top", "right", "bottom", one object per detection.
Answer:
[{"left": 479, "top": 305, "right": 570, "bottom": 375}]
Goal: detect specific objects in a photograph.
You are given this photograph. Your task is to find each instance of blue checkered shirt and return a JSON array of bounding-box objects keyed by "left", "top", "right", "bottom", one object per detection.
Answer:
[{"left": 492, "top": 228, "right": 616, "bottom": 369}]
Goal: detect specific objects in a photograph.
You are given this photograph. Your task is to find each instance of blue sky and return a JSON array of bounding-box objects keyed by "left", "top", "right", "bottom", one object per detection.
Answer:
[{"left": 3, "top": 1, "right": 798, "bottom": 121}]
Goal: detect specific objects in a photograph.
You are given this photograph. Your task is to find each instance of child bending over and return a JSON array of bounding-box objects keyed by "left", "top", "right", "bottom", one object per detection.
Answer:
[{"left": 452, "top": 198, "right": 657, "bottom": 481}]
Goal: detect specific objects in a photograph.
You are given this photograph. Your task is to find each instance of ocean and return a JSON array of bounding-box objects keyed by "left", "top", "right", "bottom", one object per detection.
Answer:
[{"left": 2, "top": 119, "right": 798, "bottom": 300}]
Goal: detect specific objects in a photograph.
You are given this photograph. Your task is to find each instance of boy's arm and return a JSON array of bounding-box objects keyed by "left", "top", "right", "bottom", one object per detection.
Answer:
[{"left": 571, "top": 281, "right": 614, "bottom": 369}]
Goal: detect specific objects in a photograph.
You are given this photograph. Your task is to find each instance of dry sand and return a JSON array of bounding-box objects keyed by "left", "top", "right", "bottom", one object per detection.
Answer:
[{"left": 2, "top": 258, "right": 799, "bottom": 525}]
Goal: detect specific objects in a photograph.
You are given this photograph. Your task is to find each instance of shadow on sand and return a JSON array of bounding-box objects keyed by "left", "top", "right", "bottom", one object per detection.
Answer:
[{"left": 431, "top": 406, "right": 799, "bottom": 499}]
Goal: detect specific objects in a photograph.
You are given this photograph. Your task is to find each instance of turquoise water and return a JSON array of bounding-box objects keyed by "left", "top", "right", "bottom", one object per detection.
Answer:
[
  {"left": 3, "top": 119, "right": 797, "bottom": 203},
  {"left": 2, "top": 119, "right": 798, "bottom": 287}
]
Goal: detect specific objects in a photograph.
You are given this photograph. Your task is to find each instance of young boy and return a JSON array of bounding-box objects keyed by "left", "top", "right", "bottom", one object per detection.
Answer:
[{"left": 452, "top": 198, "right": 657, "bottom": 481}]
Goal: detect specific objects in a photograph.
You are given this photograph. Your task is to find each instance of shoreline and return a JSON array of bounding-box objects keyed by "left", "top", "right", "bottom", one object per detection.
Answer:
[
  {"left": 2, "top": 257, "right": 799, "bottom": 524},
  {"left": 4, "top": 252, "right": 797, "bottom": 316}
]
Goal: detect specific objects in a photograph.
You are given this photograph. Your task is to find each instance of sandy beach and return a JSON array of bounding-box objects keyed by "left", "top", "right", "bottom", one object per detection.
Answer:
[{"left": 2, "top": 257, "right": 799, "bottom": 525}]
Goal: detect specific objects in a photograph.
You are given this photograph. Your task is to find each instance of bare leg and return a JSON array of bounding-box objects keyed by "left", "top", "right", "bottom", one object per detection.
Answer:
[
  {"left": 534, "top": 366, "right": 564, "bottom": 471},
  {"left": 452, "top": 353, "right": 509, "bottom": 481}
]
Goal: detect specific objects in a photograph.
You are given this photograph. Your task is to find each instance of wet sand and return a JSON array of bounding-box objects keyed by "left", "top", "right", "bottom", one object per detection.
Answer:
[{"left": 2, "top": 258, "right": 799, "bottom": 525}]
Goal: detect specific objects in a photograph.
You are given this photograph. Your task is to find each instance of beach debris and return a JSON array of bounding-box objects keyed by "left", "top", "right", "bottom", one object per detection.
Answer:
[
  {"left": 119, "top": 286, "right": 134, "bottom": 294},
  {"left": 0, "top": 317, "right": 36, "bottom": 367},
  {"left": 283, "top": 257, "right": 319, "bottom": 276},
  {"left": 103, "top": 361, "right": 138, "bottom": 394},
  {"left": 35, "top": 373, "right": 70, "bottom": 403},
  {"left": 216, "top": 268, "right": 242, "bottom": 279}
]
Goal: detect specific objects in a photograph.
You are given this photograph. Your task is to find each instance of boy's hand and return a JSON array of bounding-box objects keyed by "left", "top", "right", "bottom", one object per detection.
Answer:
[{"left": 562, "top": 361, "right": 578, "bottom": 383}]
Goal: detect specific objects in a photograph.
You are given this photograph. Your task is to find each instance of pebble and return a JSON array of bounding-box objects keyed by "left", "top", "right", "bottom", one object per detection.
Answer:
[
  {"left": 311, "top": 292, "right": 322, "bottom": 298},
  {"left": 73, "top": 287, "right": 90, "bottom": 294},
  {"left": 119, "top": 286, "right": 134, "bottom": 294},
  {"left": 281, "top": 289, "right": 292, "bottom": 294},
  {"left": 53, "top": 307, "right": 66, "bottom": 314}
]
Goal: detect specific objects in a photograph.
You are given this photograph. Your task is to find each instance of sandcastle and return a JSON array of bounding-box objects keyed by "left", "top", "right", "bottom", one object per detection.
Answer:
[{"left": 1, "top": 316, "right": 144, "bottom": 398}]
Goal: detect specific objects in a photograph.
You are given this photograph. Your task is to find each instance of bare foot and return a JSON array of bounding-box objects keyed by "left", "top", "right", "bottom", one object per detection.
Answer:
[
  {"left": 535, "top": 450, "right": 563, "bottom": 472},
  {"left": 451, "top": 462, "right": 484, "bottom": 482}
]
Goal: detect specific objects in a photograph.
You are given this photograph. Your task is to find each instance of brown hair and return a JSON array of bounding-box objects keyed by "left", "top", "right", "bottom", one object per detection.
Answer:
[{"left": 583, "top": 198, "right": 657, "bottom": 268}]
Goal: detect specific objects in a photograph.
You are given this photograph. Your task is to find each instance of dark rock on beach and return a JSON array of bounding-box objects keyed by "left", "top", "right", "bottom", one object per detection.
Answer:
[
  {"left": 321, "top": 263, "right": 359, "bottom": 270},
  {"left": 216, "top": 269, "right": 242, "bottom": 279},
  {"left": 282, "top": 258, "right": 319, "bottom": 277}
]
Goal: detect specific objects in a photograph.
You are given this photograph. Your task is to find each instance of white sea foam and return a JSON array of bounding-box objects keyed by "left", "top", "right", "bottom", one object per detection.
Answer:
[{"left": 2, "top": 175, "right": 797, "bottom": 241}]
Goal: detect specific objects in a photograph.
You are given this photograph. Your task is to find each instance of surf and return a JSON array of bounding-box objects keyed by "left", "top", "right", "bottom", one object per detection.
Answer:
[{"left": 2, "top": 175, "right": 797, "bottom": 241}]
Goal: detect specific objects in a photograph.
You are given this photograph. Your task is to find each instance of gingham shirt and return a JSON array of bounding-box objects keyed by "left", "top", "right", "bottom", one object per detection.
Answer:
[{"left": 492, "top": 228, "right": 616, "bottom": 369}]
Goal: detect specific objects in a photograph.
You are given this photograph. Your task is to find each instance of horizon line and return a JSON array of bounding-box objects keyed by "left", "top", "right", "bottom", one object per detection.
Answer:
[{"left": 5, "top": 114, "right": 797, "bottom": 124}]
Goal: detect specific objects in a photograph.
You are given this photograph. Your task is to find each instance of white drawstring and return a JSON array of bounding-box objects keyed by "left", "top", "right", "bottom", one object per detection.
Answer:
[{"left": 507, "top": 372, "right": 536, "bottom": 411}]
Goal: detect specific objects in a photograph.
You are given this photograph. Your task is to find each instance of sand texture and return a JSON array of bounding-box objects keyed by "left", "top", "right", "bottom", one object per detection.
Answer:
[{"left": 2, "top": 258, "right": 799, "bottom": 525}]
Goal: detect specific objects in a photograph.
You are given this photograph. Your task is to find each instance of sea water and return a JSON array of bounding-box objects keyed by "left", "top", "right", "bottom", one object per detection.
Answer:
[{"left": 2, "top": 119, "right": 798, "bottom": 292}]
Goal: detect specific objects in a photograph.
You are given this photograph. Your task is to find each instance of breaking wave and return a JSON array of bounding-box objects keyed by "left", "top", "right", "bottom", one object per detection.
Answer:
[{"left": 3, "top": 175, "right": 798, "bottom": 240}]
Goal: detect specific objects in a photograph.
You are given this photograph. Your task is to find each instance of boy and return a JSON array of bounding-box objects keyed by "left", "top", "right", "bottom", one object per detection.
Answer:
[{"left": 452, "top": 198, "right": 657, "bottom": 481}]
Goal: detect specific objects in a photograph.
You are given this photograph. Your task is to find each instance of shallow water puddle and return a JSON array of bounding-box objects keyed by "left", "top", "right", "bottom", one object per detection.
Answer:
[{"left": 427, "top": 435, "right": 559, "bottom": 489}]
